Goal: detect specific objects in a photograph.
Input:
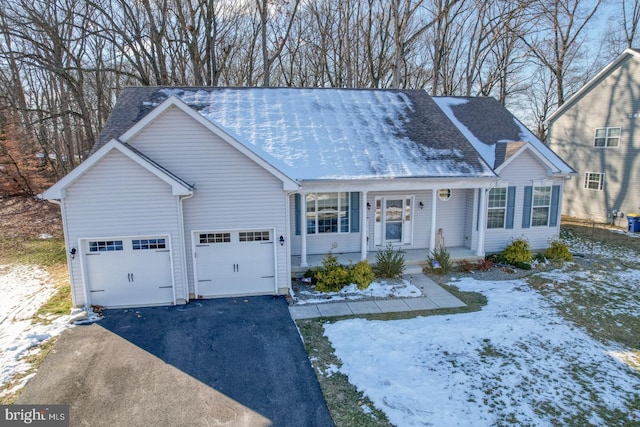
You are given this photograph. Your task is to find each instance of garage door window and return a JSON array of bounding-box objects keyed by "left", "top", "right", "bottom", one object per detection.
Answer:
[
  {"left": 89, "top": 240, "right": 123, "bottom": 252},
  {"left": 132, "top": 238, "right": 166, "bottom": 250},
  {"left": 239, "top": 231, "right": 270, "bottom": 242},
  {"left": 200, "top": 233, "right": 231, "bottom": 243}
]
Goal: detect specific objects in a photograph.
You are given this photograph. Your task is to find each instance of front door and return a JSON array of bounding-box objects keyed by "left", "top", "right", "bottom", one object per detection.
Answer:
[
  {"left": 374, "top": 196, "right": 413, "bottom": 246},
  {"left": 384, "top": 199, "right": 404, "bottom": 242}
]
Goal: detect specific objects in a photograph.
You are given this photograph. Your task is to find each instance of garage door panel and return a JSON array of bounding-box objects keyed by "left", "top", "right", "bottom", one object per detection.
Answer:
[
  {"left": 84, "top": 237, "right": 174, "bottom": 307},
  {"left": 194, "top": 230, "right": 276, "bottom": 298}
]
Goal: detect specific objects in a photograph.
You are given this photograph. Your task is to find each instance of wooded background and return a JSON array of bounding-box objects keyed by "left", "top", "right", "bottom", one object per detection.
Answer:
[{"left": 0, "top": 0, "right": 637, "bottom": 196}]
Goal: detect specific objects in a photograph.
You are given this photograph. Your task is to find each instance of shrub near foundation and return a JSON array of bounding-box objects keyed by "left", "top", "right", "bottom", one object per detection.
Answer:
[
  {"left": 350, "top": 260, "right": 374, "bottom": 290},
  {"left": 544, "top": 240, "right": 573, "bottom": 262},
  {"left": 315, "top": 252, "right": 350, "bottom": 292},
  {"left": 502, "top": 238, "right": 533, "bottom": 265},
  {"left": 374, "top": 245, "right": 405, "bottom": 278}
]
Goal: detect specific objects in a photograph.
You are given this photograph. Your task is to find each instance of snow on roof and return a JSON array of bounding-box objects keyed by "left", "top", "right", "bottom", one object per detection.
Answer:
[
  {"left": 433, "top": 97, "right": 574, "bottom": 174},
  {"left": 142, "top": 87, "right": 496, "bottom": 180}
]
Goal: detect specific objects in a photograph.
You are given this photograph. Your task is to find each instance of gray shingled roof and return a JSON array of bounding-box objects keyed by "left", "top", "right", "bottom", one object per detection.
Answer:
[{"left": 94, "top": 87, "right": 569, "bottom": 180}]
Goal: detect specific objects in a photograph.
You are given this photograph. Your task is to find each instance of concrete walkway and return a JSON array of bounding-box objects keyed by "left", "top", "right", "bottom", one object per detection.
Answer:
[{"left": 289, "top": 272, "right": 466, "bottom": 320}]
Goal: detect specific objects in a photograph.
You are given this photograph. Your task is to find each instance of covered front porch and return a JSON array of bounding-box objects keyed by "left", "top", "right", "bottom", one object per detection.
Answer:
[{"left": 291, "top": 247, "right": 482, "bottom": 275}]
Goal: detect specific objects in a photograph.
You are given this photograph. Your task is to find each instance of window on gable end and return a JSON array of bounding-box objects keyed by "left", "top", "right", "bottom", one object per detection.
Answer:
[
  {"left": 584, "top": 172, "right": 604, "bottom": 191},
  {"left": 531, "top": 186, "right": 552, "bottom": 226},
  {"left": 594, "top": 127, "right": 620, "bottom": 147}
]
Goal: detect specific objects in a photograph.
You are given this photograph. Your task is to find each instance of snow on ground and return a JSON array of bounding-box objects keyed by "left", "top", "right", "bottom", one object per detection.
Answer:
[
  {"left": 293, "top": 279, "right": 422, "bottom": 305},
  {"left": 324, "top": 273, "right": 640, "bottom": 426},
  {"left": 0, "top": 264, "right": 82, "bottom": 397}
]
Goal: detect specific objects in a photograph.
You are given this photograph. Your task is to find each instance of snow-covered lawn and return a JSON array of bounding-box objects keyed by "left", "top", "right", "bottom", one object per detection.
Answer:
[
  {"left": 323, "top": 238, "right": 640, "bottom": 426},
  {"left": 0, "top": 265, "right": 77, "bottom": 398}
]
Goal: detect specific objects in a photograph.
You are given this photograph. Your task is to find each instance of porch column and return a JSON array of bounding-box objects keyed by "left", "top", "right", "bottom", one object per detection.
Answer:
[
  {"left": 476, "top": 188, "right": 487, "bottom": 257},
  {"left": 429, "top": 189, "right": 437, "bottom": 252},
  {"left": 360, "top": 191, "right": 368, "bottom": 261},
  {"left": 299, "top": 192, "right": 308, "bottom": 267}
]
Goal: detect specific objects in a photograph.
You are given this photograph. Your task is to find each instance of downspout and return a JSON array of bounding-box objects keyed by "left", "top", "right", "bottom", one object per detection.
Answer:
[
  {"left": 178, "top": 192, "right": 194, "bottom": 303},
  {"left": 283, "top": 192, "right": 292, "bottom": 295}
]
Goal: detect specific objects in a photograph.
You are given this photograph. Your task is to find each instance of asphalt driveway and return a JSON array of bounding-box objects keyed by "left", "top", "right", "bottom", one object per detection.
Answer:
[{"left": 17, "top": 296, "right": 334, "bottom": 427}]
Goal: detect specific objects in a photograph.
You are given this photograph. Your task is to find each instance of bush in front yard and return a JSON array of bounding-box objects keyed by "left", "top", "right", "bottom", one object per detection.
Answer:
[
  {"left": 315, "top": 252, "right": 350, "bottom": 292},
  {"left": 544, "top": 239, "right": 573, "bottom": 262},
  {"left": 350, "top": 260, "right": 374, "bottom": 290},
  {"left": 502, "top": 237, "right": 533, "bottom": 264},
  {"left": 374, "top": 245, "right": 405, "bottom": 278},
  {"left": 425, "top": 248, "right": 452, "bottom": 274}
]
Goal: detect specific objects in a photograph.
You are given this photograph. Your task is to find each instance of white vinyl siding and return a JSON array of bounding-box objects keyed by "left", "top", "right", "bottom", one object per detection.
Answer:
[
  {"left": 127, "top": 106, "right": 290, "bottom": 295},
  {"left": 485, "top": 150, "right": 562, "bottom": 252},
  {"left": 433, "top": 190, "right": 466, "bottom": 248},
  {"left": 63, "top": 150, "right": 184, "bottom": 306}
]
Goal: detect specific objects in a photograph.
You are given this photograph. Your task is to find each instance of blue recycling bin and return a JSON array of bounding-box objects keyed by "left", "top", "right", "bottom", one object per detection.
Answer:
[{"left": 627, "top": 214, "right": 640, "bottom": 232}]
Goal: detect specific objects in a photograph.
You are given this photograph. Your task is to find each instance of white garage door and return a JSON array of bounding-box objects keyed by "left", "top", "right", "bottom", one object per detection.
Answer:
[
  {"left": 83, "top": 236, "right": 174, "bottom": 307},
  {"left": 194, "top": 229, "right": 276, "bottom": 298}
]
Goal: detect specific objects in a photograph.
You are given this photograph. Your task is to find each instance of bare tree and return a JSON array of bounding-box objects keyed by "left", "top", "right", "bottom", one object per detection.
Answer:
[
  {"left": 256, "top": 0, "right": 301, "bottom": 86},
  {"left": 518, "top": 0, "right": 603, "bottom": 106}
]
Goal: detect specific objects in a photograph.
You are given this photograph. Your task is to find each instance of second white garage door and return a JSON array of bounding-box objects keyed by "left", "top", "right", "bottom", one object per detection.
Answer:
[{"left": 193, "top": 229, "right": 276, "bottom": 298}]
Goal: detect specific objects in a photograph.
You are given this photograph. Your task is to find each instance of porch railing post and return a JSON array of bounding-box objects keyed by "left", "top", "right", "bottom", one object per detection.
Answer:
[
  {"left": 300, "top": 192, "right": 308, "bottom": 267},
  {"left": 361, "top": 191, "right": 368, "bottom": 261},
  {"left": 476, "top": 188, "right": 487, "bottom": 257},
  {"left": 429, "top": 189, "right": 437, "bottom": 252}
]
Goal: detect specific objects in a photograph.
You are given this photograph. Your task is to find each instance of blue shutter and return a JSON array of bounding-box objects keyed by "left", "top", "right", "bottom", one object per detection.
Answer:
[
  {"left": 549, "top": 185, "right": 560, "bottom": 227},
  {"left": 506, "top": 186, "right": 516, "bottom": 229},
  {"left": 350, "top": 192, "right": 360, "bottom": 232},
  {"left": 522, "top": 186, "right": 532, "bottom": 228},
  {"left": 294, "top": 194, "right": 301, "bottom": 235}
]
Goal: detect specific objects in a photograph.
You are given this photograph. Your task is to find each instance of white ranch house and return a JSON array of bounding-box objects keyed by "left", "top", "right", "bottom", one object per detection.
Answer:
[{"left": 43, "top": 87, "right": 575, "bottom": 308}]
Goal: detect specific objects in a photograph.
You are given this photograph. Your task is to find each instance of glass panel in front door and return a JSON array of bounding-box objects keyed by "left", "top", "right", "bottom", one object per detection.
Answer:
[{"left": 385, "top": 199, "right": 403, "bottom": 242}]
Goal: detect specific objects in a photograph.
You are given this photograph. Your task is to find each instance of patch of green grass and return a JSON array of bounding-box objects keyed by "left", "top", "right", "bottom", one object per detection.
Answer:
[
  {"left": 0, "top": 238, "right": 66, "bottom": 266},
  {"left": 34, "top": 282, "right": 72, "bottom": 323}
]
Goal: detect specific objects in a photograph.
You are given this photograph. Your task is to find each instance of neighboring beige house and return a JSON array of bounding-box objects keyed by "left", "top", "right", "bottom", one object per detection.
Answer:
[{"left": 547, "top": 48, "right": 640, "bottom": 224}]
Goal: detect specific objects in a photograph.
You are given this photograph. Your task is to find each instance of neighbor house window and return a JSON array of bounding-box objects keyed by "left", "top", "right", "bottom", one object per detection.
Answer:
[
  {"left": 306, "top": 192, "right": 349, "bottom": 234},
  {"left": 594, "top": 127, "right": 620, "bottom": 147},
  {"left": 531, "top": 186, "right": 552, "bottom": 226},
  {"left": 584, "top": 172, "right": 604, "bottom": 191},
  {"left": 487, "top": 188, "right": 507, "bottom": 229}
]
